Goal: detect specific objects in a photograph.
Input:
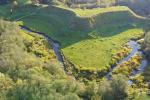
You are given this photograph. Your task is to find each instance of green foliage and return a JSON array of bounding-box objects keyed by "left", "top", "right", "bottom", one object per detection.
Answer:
[
  {"left": 110, "top": 75, "right": 128, "bottom": 100},
  {"left": 112, "top": 54, "right": 142, "bottom": 76},
  {"left": 8, "top": 79, "right": 80, "bottom": 100},
  {"left": 0, "top": 73, "right": 14, "bottom": 100},
  {"left": 0, "top": 4, "right": 147, "bottom": 75},
  {"left": 81, "top": 75, "right": 128, "bottom": 100},
  {"left": 143, "top": 65, "right": 150, "bottom": 81},
  {"left": 144, "top": 31, "right": 150, "bottom": 58},
  {"left": 0, "top": 19, "right": 132, "bottom": 100},
  {"left": 99, "top": 75, "right": 128, "bottom": 100},
  {"left": 98, "top": 80, "right": 113, "bottom": 100},
  {"left": 0, "top": 19, "right": 83, "bottom": 100},
  {"left": 0, "top": 1, "right": 149, "bottom": 99},
  {"left": 143, "top": 31, "right": 150, "bottom": 82},
  {"left": 0, "top": 20, "right": 26, "bottom": 72},
  {"left": 110, "top": 46, "right": 131, "bottom": 65}
]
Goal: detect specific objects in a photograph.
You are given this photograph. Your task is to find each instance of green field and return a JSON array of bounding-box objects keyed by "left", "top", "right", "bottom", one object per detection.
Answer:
[{"left": 0, "top": 4, "right": 149, "bottom": 71}]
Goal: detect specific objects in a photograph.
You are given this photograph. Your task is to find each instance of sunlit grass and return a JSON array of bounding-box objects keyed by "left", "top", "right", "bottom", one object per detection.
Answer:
[
  {"left": 0, "top": 4, "right": 148, "bottom": 71},
  {"left": 62, "top": 29, "right": 144, "bottom": 70}
]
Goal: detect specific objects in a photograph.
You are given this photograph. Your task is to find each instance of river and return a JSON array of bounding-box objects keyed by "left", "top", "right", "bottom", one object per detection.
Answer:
[
  {"left": 20, "top": 26, "right": 64, "bottom": 66},
  {"left": 106, "top": 40, "right": 148, "bottom": 85},
  {"left": 20, "top": 26, "right": 147, "bottom": 83},
  {"left": 20, "top": 26, "right": 77, "bottom": 80}
]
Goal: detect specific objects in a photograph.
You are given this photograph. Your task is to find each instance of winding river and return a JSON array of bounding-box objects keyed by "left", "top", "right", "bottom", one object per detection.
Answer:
[
  {"left": 21, "top": 26, "right": 77, "bottom": 80},
  {"left": 20, "top": 26, "right": 148, "bottom": 83},
  {"left": 106, "top": 40, "right": 148, "bottom": 85},
  {"left": 20, "top": 26, "right": 64, "bottom": 67}
]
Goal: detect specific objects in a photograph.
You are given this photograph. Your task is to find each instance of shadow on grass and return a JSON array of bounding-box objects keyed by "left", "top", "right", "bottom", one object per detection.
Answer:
[{"left": 1, "top": 4, "right": 150, "bottom": 48}]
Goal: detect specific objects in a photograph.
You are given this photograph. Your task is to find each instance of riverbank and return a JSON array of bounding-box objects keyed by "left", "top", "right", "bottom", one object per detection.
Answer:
[
  {"left": 20, "top": 25, "right": 77, "bottom": 80},
  {"left": 106, "top": 40, "right": 148, "bottom": 79},
  {"left": 20, "top": 25, "right": 148, "bottom": 84}
]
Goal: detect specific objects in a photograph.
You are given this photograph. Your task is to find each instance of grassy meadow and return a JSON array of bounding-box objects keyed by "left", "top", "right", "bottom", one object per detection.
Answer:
[{"left": 0, "top": 4, "right": 149, "bottom": 71}]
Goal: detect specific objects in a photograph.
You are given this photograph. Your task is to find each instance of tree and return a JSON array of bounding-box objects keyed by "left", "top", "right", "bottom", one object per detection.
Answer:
[
  {"left": 10, "top": 0, "right": 18, "bottom": 13},
  {"left": 144, "top": 31, "right": 150, "bottom": 59},
  {"left": 0, "top": 73, "right": 14, "bottom": 100},
  {"left": 98, "top": 79, "right": 113, "bottom": 100},
  {"left": 110, "top": 75, "right": 128, "bottom": 100}
]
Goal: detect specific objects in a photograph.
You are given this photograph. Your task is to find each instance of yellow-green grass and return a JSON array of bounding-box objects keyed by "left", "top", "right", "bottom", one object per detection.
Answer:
[
  {"left": 62, "top": 29, "right": 143, "bottom": 70},
  {"left": 0, "top": 4, "right": 149, "bottom": 71},
  {"left": 57, "top": 5, "right": 148, "bottom": 20},
  {"left": 59, "top": 6, "right": 129, "bottom": 17}
]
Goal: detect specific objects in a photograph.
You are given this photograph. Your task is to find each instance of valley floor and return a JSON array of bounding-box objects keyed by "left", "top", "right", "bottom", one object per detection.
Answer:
[
  {"left": 0, "top": 3, "right": 150, "bottom": 99},
  {"left": 0, "top": 4, "right": 149, "bottom": 71}
]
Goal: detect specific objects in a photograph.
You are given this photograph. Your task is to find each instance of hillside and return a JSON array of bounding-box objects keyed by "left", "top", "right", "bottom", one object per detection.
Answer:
[
  {"left": 0, "top": 1, "right": 150, "bottom": 99},
  {"left": 0, "top": 19, "right": 136, "bottom": 100},
  {"left": 0, "top": 19, "right": 85, "bottom": 100},
  {"left": 0, "top": 0, "right": 150, "bottom": 77},
  {"left": 0, "top": 5, "right": 149, "bottom": 73}
]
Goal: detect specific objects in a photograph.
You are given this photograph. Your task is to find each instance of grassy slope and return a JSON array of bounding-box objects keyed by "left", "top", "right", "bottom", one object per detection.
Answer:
[
  {"left": 0, "top": 4, "right": 149, "bottom": 71},
  {"left": 60, "top": 6, "right": 132, "bottom": 17}
]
